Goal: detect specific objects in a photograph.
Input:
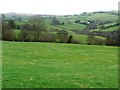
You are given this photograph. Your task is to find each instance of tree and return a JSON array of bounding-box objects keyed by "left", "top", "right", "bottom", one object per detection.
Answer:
[
  {"left": 20, "top": 15, "right": 47, "bottom": 42},
  {"left": 67, "top": 35, "right": 73, "bottom": 43},
  {"left": 18, "top": 23, "right": 29, "bottom": 41},
  {"left": 106, "top": 30, "right": 119, "bottom": 46},
  {"left": 51, "top": 16, "right": 60, "bottom": 26},
  {"left": 8, "top": 19, "right": 16, "bottom": 29},
  {"left": 2, "top": 22, "right": 15, "bottom": 41},
  {"left": 29, "top": 15, "right": 47, "bottom": 41},
  {"left": 61, "top": 22, "right": 64, "bottom": 25},
  {"left": 29, "top": 15, "right": 47, "bottom": 31},
  {"left": 18, "top": 18, "right": 22, "bottom": 22},
  {"left": 57, "top": 30, "right": 69, "bottom": 43}
]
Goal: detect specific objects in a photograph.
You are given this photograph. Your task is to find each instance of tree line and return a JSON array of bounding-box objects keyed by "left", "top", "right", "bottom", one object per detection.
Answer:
[{"left": 2, "top": 15, "right": 75, "bottom": 43}]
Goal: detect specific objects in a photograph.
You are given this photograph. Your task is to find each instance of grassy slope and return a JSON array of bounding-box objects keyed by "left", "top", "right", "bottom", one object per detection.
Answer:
[
  {"left": 59, "top": 13, "right": 118, "bottom": 22},
  {"left": 86, "top": 13, "right": 118, "bottom": 22},
  {"left": 45, "top": 17, "right": 87, "bottom": 31},
  {"left": 56, "top": 13, "right": 118, "bottom": 31},
  {"left": 104, "top": 23, "right": 117, "bottom": 27},
  {"left": 57, "top": 17, "right": 86, "bottom": 30},
  {"left": 57, "top": 23, "right": 86, "bottom": 31},
  {"left": 45, "top": 19, "right": 62, "bottom": 30},
  {"left": 72, "top": 34, "right": 88, "bottom": 43},
  {"left": 2, "top": 42, "right": 118, "bottom": 88},
  {"left": 92, "top": 26, "right": 118, "bottom": 32},
  {"left": 15, "top": 12, "right": 118, "bottom": 32},
  {"left": 102, "top": 26, "right": 118, "bottom": 31}
]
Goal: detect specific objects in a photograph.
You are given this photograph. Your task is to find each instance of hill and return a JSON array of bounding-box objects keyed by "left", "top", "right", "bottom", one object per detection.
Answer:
[
  {"left": 3, "top": 11, "right": 118, "bottom": 32},
  {"left": 3, "top": 11, "right": 119, "bottom": 46}
]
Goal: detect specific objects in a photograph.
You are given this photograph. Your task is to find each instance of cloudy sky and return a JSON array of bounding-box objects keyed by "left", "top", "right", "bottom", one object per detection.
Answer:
[{"left": 0, "top": 0, "right": 119, "bottom": 15}]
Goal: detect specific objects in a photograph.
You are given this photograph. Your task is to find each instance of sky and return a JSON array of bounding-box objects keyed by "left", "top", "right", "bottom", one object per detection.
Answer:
[{"left": 0, "top": 0, "right": 119, "bottom": 15}]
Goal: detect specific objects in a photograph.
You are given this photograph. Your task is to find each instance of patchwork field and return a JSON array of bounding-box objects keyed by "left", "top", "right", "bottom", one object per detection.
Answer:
[{"left": 2, "top": 42, "right": 118, "bottom": 88}]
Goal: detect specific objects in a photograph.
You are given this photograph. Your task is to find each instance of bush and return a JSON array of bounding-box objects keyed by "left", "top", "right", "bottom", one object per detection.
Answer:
[
  {"left": 2, "top": 22, "right": 15, "bottom": 41},
  {"left": 56, "top": 30, "right": 69, "bottom": 43}
]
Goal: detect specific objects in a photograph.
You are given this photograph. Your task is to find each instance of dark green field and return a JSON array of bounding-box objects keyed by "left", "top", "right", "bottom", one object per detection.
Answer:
[{"left": 2, "top": 42, "right": 118, "bottom": 88}]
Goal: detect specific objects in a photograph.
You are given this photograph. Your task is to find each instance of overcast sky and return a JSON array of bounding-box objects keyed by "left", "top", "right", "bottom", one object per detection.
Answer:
[{"left": 0, "top": 0, "right": 119, "bottom": 15}]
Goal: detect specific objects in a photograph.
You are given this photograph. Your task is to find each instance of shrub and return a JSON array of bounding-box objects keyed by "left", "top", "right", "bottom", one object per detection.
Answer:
[{"left": 56, "top": 30, "right": 69, "bottom": 43}]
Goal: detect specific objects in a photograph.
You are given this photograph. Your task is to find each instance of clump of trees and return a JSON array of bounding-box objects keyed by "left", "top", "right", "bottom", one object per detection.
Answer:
[
  {"left": 106, "top": 30, "right": 120, "bottom": 46},
  {"left": 56, "top": 30, "right": 69, "bottom": 43},
  {"left": 18, "top": 15, "right": 48, "bottom": 42},
  {"left": 8, "top": 19, "right": 16, "bottom": 29},
  {"left": 87, "top": 30, "right": 120, "bottom": 46},
  {"left": 2, "top": 14, "right": 16, "bottom": 41},
  {"left": 51, "top": 16, "right": 64, "bottom": 26},
  {"left": 2, "top": 15, "right": 70, "bottom": 43},
  {"left": 2, "top": 15, "right": 48, "bottom": 42},
  {"left": 2, "top": 20, "right": 15, "bottom": 41},
  {"left": 51, "top": 17, "right": 61, "bottom": 26},
  {"left": 2, "top": 24, "right": 15, "bottom": 41}
]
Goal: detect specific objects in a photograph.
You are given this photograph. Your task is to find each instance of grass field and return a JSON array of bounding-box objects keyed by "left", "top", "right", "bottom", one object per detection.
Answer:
[
  {"left": 45, "top": 18, "right": 86, "bottom": 31},
  {"left": 2, "top": 42, "right": 118, "bottom": 88},
  {"left": 72, "top": 34, "right": 88, "bottom": 44},
  {"left": 92, "top": 26, "right": 118, "bottom": 32},
  {"left": 104, "top": 23, "right": 116, "bottom": 27},
  {"left": 86, "top": 13, "right": 118, "bottom": 22},
  {"left": 57, "top": 23, "right": 86, "bottom": 31},
  {"left": 103, "top": 26, "right": 118, "bottom": 31}
]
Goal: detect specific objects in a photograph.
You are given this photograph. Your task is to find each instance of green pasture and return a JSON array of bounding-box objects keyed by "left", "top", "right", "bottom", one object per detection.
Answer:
[{"left": 2, "top": 42, "right": 118, "bottom": 88}]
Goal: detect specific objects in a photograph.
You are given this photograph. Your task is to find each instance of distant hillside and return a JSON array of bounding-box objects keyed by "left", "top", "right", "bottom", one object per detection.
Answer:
[{"left": 3, "top": 10, "right": 119, "bottom": 32}]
